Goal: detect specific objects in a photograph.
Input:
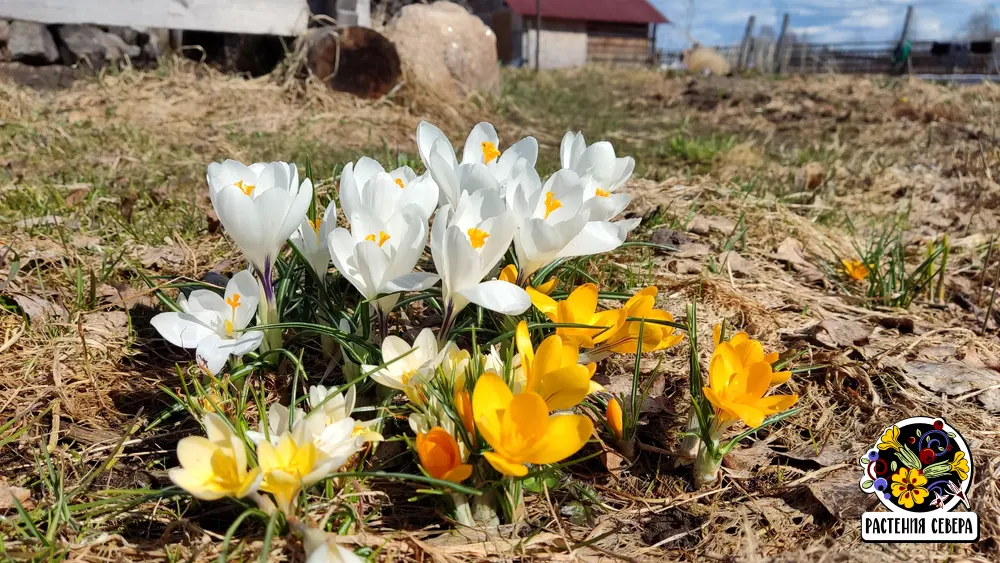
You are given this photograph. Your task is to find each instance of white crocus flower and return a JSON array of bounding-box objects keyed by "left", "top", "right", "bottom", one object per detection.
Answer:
[
  {"left": 417, "top": 121, "right": 538, "bottom": 207},
  {"left": 485, "top": 345, "right": 527, "bottom": 394},
  {"left": 246, "top": 402, "right": 305, "bottom": 446},
  {"left": 293, "top": 414, "right": 365, "bottom": 461},
  {"left": 151, "top": 270, "right": 263, "bottom": 375},
  {"left": 307, "top": 384, "right": 382, "bottom": 444},
  {"left": 206, "top": 159, "right": 313, "bottom": 281},
  {"left": 560, "top": 131, "right": 641, "bottom": 232},
  {"left": 328, "top": 205, "right": 438, "bottom": 316},
  {"left": 511, "top": 169, "right": 592, "bottom": 282},
  {"left": 364, "top": 328, "right": 442, "bottom": 404},
  {"left": 207, "top": 159, "right": 312, "bottom": 352},
  {"left": 290, "top": 203, "right": 337, "bottom": 279},
  {"left": 340, "top": 157, "right": 438, "bottom": 222},
  {"left": 430, "top": 189, "right": 530, "bottom": 319},
  {"left": 303, "top": 528, "right": 364, "bottom": 563}
]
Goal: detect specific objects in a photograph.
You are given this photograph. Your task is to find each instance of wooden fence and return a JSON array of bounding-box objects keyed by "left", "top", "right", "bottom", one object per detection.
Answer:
[{"left": 660, "top": 39, "right": 1000, "bottom": 76}]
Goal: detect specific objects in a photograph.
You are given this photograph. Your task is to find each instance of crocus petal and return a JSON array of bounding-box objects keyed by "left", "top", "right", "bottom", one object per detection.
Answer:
[
  {"left": 483, "top": 452, "right": 529, "bottom": 477},
  {"left": 195, "top": 334, "right": 232, "bottom": 375},
  {"left": 472, "top": 373, "right": 513, "bottom": 452},
  {"left": 151, "top": 311, "right": 218, "bottom": 348},
  {"left": 185, "top": 289, "right": 226, "bottom": 314},
  {"left": 230, "top": 330, "right": 264, "bottom": 356},
  {"left": 526, "top": 413, "right": 594, "bottom": 465},
  {"left": 457, "top": 280, "right": 531, "bottom": 315},
  {"left": 227, "top": 270, "right": 261, "bottom": 330},
  {"left": 462, "top": 122, "right": 500, "bottom": 164},
  {"left": 557, "top": 221, "right": 628, "bottom": 258},
  {"left": 384, "top": 272, "right": 440, "bottom": 293}
]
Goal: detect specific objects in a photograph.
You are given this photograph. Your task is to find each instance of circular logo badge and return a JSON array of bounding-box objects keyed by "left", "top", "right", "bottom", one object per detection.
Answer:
[{"left": 859, "top": 417, "right": 972, "bottom": 513}]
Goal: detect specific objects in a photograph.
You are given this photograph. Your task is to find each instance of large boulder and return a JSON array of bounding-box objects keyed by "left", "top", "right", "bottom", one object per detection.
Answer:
[
  {"left": 384, "top": 1, "right": 499, "bottom": 99},
  {"left": 8, "top": 21, "right": 60, "bottom": 65}
]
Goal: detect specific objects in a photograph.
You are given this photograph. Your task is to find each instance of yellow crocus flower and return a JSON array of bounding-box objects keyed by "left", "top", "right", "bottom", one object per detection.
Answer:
[
  {"left": 169, "top": 413, "right": 261, "bottom": 501},
  {"left": 702, "top": 340, "right": 798, "bottom": 429},
  {"left": 516, "top": 320, "right": 595, "bottom": 410},
  {"left": 257, "top": 429, "right": 341, "bottom": 514},
  {"left": 416, "top": 427, "right": 473, "bottom": 483},
  {"left": 527, "top": 283, "right": 623, "bottom": 348},
  {"left": 596, "top": 287, "right": 683, "bottom": 356},
  {"left": 713, "top": 325, "right": 791, "bottom": 386},
  {"left": 472, "top": 373, "right": 593, "bottom": 477},
  {"left": 606, "top": 397, "right": 624, "bottom": 440},
  {"left": 499, "top": 264, "right": 558, "bottom": 294},
  {"left": 842, "top": 259, "right": 870, "bottom": 281}
]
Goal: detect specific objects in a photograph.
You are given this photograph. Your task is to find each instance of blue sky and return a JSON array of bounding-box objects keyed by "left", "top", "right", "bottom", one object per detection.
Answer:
[{"left": 651, "top": 0, "right": 1000, "bottom": 50}]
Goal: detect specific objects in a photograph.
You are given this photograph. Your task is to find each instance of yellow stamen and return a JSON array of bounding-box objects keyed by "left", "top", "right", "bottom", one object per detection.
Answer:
[
  {"left": 234, "top": 179, "right": 255, "bottom": 196},
  {"left": 467, "top": 227, "right": 490, "bottom": 250},
  {"left": 395, "top": 178, "right": 405, "bottom": 189},
  {"left": 224, "top": 293, "right": 241, "bottom": 336},
  {"left": 595, "top": 188, "right": 610, "bottom": 197},
  {"left": 307, "top": 218, "right": 321, "bottom": 235},
  {"left": 481, "top": 141, "right": 501, "bottom": 164},
  {"left": 365, "top": 231, "right": 391, "bottom": 247},
  {"left": 544, "top": 191, "right": 562, "bottom": 219}
]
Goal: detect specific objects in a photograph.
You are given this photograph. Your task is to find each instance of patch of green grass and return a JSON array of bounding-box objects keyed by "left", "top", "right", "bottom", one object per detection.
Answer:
[{"left": 822, "top": 218, "right": 949, "bottom": 309}]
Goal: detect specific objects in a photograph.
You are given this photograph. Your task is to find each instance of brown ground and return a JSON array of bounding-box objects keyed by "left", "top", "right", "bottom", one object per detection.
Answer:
[{"left": 2, "top": 62, "right": 1000, "bottom": 561}]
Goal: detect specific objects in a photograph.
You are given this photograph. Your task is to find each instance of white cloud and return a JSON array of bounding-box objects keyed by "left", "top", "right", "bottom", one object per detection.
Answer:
[{"left": 792, "top": 25, "right": 857, "bottom": 43}]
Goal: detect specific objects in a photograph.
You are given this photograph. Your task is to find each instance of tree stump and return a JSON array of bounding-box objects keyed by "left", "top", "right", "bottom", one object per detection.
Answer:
[{"left": 306, "top": 26, "right": 401, "bottom": 99}]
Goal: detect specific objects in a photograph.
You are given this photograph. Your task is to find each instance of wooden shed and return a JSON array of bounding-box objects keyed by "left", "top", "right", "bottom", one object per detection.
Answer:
[{"left": 470, "top": 0, "right": 667, "bottom": 68}]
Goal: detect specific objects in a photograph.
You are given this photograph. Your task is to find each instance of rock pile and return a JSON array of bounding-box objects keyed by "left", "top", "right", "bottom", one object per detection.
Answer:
[{"left": 1, "top": 19, "right": 163, "bottom": 67}]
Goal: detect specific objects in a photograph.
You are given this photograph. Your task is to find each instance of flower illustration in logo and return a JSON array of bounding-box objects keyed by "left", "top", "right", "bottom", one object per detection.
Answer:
[
  {"left": 860, "top": 417, "right": 973, "bottom": 513},
  {"left": 890, "top": 467, "right": 928, "bottom": 509}
]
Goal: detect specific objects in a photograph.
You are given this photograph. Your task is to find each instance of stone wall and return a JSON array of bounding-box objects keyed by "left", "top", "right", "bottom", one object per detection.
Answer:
[{"left": 0, "top": 19, "right": 162, "bottom": 67}]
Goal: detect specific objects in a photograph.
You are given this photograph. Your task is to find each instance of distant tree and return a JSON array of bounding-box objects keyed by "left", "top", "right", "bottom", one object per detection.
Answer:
[{"left": 965, "top": 7, "right": 1000, "bottom": 40}]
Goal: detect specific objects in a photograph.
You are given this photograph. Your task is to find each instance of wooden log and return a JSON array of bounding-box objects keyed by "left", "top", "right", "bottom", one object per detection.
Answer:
[{"left": 307, "top": 26, "right": 401, "bottom": 99}]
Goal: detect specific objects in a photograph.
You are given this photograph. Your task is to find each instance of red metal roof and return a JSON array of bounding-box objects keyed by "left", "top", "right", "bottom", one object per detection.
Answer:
[{"left": 505, "top": 0, "right": 669, "bottom": 24}]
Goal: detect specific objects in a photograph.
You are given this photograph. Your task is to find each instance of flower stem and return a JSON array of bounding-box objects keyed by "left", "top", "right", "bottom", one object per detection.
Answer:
[
  {"left": 472, "top": 489, "right": 501, "bottom": 527},
  {"left": 675, "top": 409, "right": 702, "bottom": 467},
  {"left": 256, "top": 260, "right": 283, "bottom": 354},
  {"left": 377, "top": 306, "right": 389, "bottom": 344},
  {"left": 437, "top": 302, "right": 456, "bottom": 347},
  {"left": 694, "top": 439, "right": 723, "bottom": 489},
  {"left": 449, "top": 491, "right": 476, "bottom": 528}
]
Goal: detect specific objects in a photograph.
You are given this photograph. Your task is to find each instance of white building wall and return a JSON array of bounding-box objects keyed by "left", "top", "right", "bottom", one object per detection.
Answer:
[{"left": 523, "top": 20, "right": 588, "bottom": 69}]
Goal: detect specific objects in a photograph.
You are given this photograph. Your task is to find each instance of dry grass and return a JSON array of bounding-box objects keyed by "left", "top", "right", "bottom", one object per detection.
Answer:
[{"left": 3, "top": 61, "right": 1000, "bottom": 561}]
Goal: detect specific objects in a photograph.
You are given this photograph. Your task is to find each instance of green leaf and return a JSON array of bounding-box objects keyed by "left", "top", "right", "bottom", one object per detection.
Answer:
[
  {"left": 891, "top": 460, "right": 898, "bottom": 472},
  {"left": 522, "top": 473, "right": 559, "bottom": 493},
  {"left": 861, "top": 479, "right": 874, "bottom": 489}
]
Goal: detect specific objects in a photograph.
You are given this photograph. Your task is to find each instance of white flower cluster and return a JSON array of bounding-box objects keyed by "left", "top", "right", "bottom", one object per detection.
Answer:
[{"left": 151, "top": 122, "right": 638, "bottom": 373}]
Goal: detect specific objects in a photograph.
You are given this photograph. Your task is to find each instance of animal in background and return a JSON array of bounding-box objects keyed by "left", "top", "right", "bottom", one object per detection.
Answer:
[{"left": 682, "top": 44, "right": 731, "bottom": 76}]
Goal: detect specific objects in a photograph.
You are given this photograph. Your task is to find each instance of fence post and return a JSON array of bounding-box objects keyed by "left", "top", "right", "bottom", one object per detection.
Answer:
[
  {"left": 535, "top": 0, "right": 541, "bottom": 71},
  {"left": 738, "top": 15, "right": 755, "bottom": 71},
  {"left": 774, "top": 13, "right": 790, "bottom": 74},
  {"left": 899, "top": 6, "right": 914, "bottom": 44}
]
